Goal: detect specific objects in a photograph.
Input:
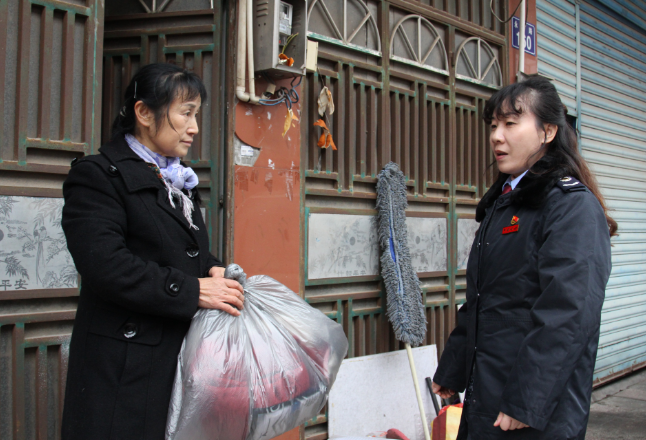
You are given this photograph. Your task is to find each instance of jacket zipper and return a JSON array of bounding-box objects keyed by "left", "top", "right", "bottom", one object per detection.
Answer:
[
  {"left": 476, "top": 198, "right": 498, "bottom": 292},
  {"left": 467, "top": 198, "right": 500, "bottom": 408}
]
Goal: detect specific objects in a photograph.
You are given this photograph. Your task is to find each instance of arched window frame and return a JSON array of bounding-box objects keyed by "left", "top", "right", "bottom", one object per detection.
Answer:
[
  {"left": 390, "top": 14, "right": 449, "bottom": 75},
  {"left": 455, "top": 37, "right": 503, "bottom": 89},
  {"left": 307, "top": 0, "right": 382, "bottom": 56}
]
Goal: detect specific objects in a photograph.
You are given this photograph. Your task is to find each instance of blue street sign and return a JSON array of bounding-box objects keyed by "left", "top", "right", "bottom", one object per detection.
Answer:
[{"left": 512, "top": 16, "right": 536, "bottom": 56}]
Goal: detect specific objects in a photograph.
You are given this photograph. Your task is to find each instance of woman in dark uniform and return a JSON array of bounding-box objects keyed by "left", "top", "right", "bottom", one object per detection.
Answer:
[
  {"left": 61, "top": 63, "right": 244, "bottom": 440},
  {"left": 431, "top": 76, "right": 616, "bottom": 440}
]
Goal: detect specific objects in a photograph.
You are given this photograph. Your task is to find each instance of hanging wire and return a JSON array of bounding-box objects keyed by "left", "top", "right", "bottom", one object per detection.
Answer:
[
  {"left": 259, "top": 75, "right": 302, "bottom": 110},
  {"left": 490, "top": 0, "right": 524, "bottom": 23},
  {"left": 260, "top": 72, "right": 276, "bottom": 98}
]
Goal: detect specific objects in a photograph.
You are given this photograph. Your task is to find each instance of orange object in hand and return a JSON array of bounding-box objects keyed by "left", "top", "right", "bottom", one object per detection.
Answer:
[{"left": 431, "top": 404, "right": 462, "bottom": 440}]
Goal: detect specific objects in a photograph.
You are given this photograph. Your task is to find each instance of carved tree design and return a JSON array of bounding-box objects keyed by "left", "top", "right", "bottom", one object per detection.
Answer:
[
  {"left": 308, "top": 0, "right": 381, "bottom": 54},
  {"left": 0, "top": 197, "right": 16, "bottom": 218},
  {"left": 455, "top": 37, "right": 502, "bottom": 88},
  {"left": 390, "top": 15, "right": 448, "bottom": 74}
]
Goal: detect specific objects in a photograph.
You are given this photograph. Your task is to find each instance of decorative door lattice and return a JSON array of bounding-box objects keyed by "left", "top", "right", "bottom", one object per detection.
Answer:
[
  {"left": 308, "top": 0, "right": 381, "bottom": 54},
  {"left": 0, "top": 2, "right": 226, "bottom": 439},
  {"left": 301, "top": 1, "right": 506, "bottom": 438},
  {"left": 455, "top": 37, "right": 503, "bottom": 87},
  {"left": 102, "top": 7, "right": 226, "bottom": 258},
  {"left": 390, "top": 14, "right": 448, "bottom": 73},
  {"left": 0, "top": 1, "right": 104, "bottom": 439}
]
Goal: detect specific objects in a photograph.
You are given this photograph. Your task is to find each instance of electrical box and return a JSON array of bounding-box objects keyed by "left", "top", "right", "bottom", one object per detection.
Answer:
[
  {"left": 253, "top": 0, "right": 307, "bottom": 78},
  {"left": 306, "top": 39, "right": 318, "bottom": 72},
  {"left": 278, "top": 2, "right": 293, "bottom": 40}
]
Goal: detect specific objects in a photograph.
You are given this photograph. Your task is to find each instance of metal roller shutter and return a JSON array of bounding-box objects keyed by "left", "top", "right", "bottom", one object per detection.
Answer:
[
  {"left": 580, "top": 0, "right": 646, "bottom": 384},
  {"left": 537, "top": 0, "right": 577, "bottom": 115},
  {"left": 538, "top": 0, "right": 646, "bottom": 384}
]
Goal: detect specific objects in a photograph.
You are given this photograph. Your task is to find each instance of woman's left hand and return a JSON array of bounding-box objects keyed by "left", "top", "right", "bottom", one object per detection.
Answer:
[
  {"left": 208, "top": 266, "right": 225, "bottom": 278},
  {"left": 431, "top": 381, "right": 456, "bottom": 399},
  {"left": 493, "top": 412, "right": 528, "bottom": 431}
]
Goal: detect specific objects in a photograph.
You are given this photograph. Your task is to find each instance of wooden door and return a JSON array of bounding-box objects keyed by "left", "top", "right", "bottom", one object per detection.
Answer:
[{"left": 0, "top": 1, "right": 104, "bottom": 439}]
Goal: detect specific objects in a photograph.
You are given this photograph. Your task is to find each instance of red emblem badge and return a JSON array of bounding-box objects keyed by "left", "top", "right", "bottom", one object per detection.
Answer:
[
  {"left": 511, "top": 216, "right": 519, "bottom": 225},
  {"left": 502, "top": 225, "right": 519, "bottom": 235}
]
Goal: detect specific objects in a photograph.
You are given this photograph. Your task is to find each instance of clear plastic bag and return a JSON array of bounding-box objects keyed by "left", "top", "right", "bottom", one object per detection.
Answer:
[{"left": 166, "top": 272, "right": 348, "bottom": 440}]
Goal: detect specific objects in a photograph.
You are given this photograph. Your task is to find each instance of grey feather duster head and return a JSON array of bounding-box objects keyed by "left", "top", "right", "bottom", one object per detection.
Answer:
[{"left": 376, "top": 162, "right": 427, "bottom": 347}]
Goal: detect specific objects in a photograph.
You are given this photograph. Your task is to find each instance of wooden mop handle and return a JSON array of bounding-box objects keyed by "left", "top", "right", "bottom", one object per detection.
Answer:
[{"left": 406, "top": 343, "right": 431, "bottom": 440}]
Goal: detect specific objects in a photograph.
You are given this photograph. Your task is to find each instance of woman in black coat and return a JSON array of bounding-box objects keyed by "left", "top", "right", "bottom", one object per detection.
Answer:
[
  {"left": 61, "top": 64, "right": 244, "bottom": 440},
  {"left": 432, "top": 77, "right": 616, "bottom": 440}
]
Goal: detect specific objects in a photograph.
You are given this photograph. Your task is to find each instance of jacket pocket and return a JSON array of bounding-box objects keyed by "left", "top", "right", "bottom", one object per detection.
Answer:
[
  {"left": 471, "top": 315, "right": 534, "bottom": 417},
  {"left": 89, "top": 307, "right": 163, "bottom": 346}
]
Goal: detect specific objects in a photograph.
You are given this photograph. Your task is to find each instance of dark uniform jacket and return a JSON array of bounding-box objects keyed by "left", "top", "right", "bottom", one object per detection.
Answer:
[
  {"left": 433, "top": 157, "right": 612, "bottom": 440},
  {"left": 61, "top": 136, "right": 223, "bottom": 440}
]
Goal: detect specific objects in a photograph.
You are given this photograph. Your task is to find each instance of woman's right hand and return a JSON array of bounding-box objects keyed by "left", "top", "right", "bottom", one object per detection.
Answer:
[
  {"left": 431, "top": 381, "right": 456, "bottom": 399},
  {"left": 198, "top": 277, "right": 245, "bottom": 316}
]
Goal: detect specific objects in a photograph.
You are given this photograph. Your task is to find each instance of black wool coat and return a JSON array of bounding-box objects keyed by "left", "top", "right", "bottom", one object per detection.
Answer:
[
  {"left": 61, "top": 136, "right": 223, "bottom": 440},
  {"left": 433, "top": 158, "right": 612, "bottom": 440}
]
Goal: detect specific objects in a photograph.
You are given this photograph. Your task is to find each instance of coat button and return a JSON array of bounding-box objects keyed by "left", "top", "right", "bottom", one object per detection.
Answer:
[
  {"left": 123, "top": 323, "right": 137, "bottom": 338},
  {"left": 186, "top": 245, "right": 199, "bottom": 258},
  {"left": 108, "top": 165, "right": 119, "bottom": 175},
  {"left": 170, "top": 283, "right": 179, "bottom": 292}
]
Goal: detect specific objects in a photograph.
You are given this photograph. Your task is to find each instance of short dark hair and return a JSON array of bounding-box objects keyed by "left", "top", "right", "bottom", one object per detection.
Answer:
[
  {"left": 111, "top": 63, "right": 207, "bottom": 139},
  {"left": 483, "top": 76, "right": 617, "bottom": 236}
]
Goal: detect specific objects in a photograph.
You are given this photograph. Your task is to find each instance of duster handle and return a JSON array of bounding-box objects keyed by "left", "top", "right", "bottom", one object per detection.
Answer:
[{"left": 406, "top": 343, "right": 431, "bottom": 440}]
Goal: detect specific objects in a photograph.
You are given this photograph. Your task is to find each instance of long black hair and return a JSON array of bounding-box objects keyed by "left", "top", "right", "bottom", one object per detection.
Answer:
[
  {"left": 111, "top": 63, "right": 207, "bottom": 139},
  {"left": 483, "top": 76, "right": 617, "bottom": 236}
]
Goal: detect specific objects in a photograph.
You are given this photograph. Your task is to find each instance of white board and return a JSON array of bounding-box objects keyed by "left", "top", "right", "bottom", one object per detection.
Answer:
[{"left": 329, "top": 346, "right": 438, "bottom": 440}]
